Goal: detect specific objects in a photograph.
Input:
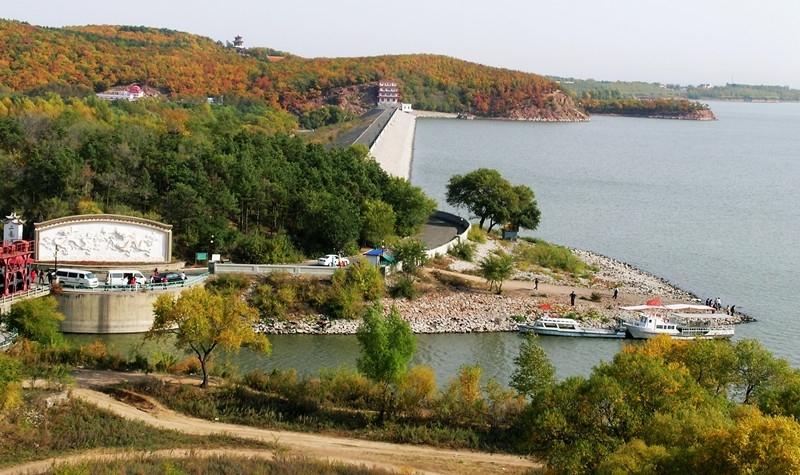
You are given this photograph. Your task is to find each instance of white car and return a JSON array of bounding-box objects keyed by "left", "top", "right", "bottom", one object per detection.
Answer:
[{"left": 317, "top": 254, "right": 350, "bottom": 267}]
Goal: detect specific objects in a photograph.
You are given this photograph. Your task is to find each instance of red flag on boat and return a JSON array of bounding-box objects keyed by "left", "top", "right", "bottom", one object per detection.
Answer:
[
  {"left": 539, "top": 303, "right": 552, "bottom": 311},
  {"left": 646, "top": 297, "right": 663, "bottom": 307}
]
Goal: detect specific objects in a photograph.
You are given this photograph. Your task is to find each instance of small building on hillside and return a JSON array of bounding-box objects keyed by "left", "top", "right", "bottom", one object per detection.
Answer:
[
  {"left": 363, "top": 248, "right": 396, "bottom": 268},
  {"left": 400, "top": 102, "right": 412, "bottom": 112},
  {"left": 378, "top": 80, "right": 400, "bottom": 107},
  {"left": 96, "top": 84, "right": 157, "bottom": 102}
]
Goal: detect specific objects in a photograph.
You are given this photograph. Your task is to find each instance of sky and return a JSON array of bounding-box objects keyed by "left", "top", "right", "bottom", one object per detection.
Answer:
[{"left": 4, "top": 0, "right": 800, "bottom": 87}]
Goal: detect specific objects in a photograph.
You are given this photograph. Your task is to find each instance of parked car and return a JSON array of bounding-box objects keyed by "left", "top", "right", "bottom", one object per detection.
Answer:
[
  {"left": 55, "top": 268, "right": 99, "bottom": 288},
  {"left": 154, "top": 272, "right": 184, "bottom": 284},
  {"left": 106, "top": 269, "right": 146, "bottom": 286},
  {"left": 317, "top": 254, "right": 350, "bottom": 267}
]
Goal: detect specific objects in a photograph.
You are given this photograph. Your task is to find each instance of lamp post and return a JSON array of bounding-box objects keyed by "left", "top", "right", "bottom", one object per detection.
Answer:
[
  {"left": 210, "top": 234, "right": 215, "bottom": 261},
  {"left": 54, "top": 244, "right": 59, "bottom": 272}
]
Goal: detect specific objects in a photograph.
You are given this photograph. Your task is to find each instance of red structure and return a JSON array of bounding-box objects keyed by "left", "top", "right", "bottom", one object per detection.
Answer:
[{"left": 0, "top": 240, "right": 34, "bottom": 296}]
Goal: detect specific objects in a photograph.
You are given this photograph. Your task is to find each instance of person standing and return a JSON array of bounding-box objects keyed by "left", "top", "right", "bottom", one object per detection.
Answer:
[
  {"left": 38, "top": 269, "right": 44, "bottom": 285},
  {"left": 569, "top": 291, "right": 577, "bottom": 306},
  {"left": 730, "top": 305, "right": 736, "bottom": 316},
  {"left": 534, "top": 277, "right": 539, "bottom": 290},
  {"left": 715, "top": 297, "right": 722, "bottom": 310},
  {"left": 613, "top": 288, "right": 619, "bottom": 300}
]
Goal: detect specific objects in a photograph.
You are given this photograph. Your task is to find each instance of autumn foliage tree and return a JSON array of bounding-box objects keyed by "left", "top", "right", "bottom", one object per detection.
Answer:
[{"left": 148, "top": 286, "right": 270, "bottom": 388}]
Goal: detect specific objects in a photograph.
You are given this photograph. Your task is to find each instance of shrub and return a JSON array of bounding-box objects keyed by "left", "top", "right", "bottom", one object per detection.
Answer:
[
  {"left": 448, "top": 240, "right": 476, "bottom": 261},
  {"left": 3, "top": 297, "right": 65, "bottom": 346},
  {"left": 514, "top": 239, "right": 594, "bottom": 278},
  {"left": 389, "top": 275, "right": 418, "bottom": 300},
  {"left": 397, "top": 366, "right": 438, "bottom": 416},
  {"left": 205, "top": 274, "right": 251, "bottom": 296},
  {"left": 440, "top": 365, "right": 487, "bottom": 425},
  {"left": 319, "top": 368, "right": 378, "bottom": 409},
  {"left": 332, "top": 257, "right": 385, "bottom": 302},
  {"left": 467, "top": 224, "right": 487, "bottom": 243},
  {"left": 589, "top": 291, "right": 602, "bottom": 302},
  {"left": 324, "top": 282, "right": 364, "bottom": 319}
]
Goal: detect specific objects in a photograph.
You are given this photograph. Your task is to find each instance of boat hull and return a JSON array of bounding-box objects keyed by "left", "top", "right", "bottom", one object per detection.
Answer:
[{"left": 520, "top": 325, "right": 626, "bottom": 339}]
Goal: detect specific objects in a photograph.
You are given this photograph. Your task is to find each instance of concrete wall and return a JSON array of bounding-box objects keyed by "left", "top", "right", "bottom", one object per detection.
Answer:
[
  {"left": 425, "top": 211, "right": 471, "bottom": 258},
  {"left": 57, "top": 286, "right": 188, "bottom": 334},
  {"left": 210, "top": 262, "right": 337, "bottom": 278}
]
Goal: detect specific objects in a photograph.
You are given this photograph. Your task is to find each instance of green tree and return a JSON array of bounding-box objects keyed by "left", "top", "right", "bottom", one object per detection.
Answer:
[
  {"left": 734, "top": 339, "right": 788, "bottom": 404},
  {"left": 149, "top": 287, "right": 270, "bottom": 388},
  {"left": 446, "top": 168, "right": 511, "bottom": 230},
  {"left": 479, "top": 251, "right": 514, "bottom": 293},
  {"left": 383, "top": 177, "right": 436, "bottom": 237},
  {"left": 511, "top": 334, "right": 555, "bottom": 399},
  {"left": 356, "top": 304, "right": 416, "bottom": 420},
  {"left": 508, "top": 185, "right": 541, "bottom": 231},
  {"left": 392, "top": 237, "right": 428, "bottom": 278},
  {"left": 360, "top": 199, "right": 396, "bottom": 247},
  {"left": 4, "top": 297, "right": 65, "bottom": 346}
]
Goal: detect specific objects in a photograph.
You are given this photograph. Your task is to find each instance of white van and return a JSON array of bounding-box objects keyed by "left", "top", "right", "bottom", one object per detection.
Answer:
[
  {"left": 55, "top": 269, "right": 99, "bottom": 288},
  {"left": 106, "top": 270, "right": 146, "bottom": 286}
]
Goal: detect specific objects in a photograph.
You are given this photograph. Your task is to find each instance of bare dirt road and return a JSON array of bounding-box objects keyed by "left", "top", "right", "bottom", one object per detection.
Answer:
[{"left": 4, "top": 370, "right": 538, "bottom": 475}]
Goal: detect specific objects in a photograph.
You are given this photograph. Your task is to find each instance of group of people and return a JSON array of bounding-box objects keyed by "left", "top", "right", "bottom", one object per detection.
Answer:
[{"left": 706, "top": 297, "right": 736, "bottom": 316}]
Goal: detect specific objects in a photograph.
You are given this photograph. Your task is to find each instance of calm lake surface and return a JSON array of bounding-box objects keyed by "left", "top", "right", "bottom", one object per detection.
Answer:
[{"left": 68, "top": 101, "right": 800, "bottom": 384}]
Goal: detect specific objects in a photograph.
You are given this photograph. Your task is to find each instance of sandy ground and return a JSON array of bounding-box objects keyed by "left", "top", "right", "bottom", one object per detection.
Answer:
[
  {"left": 370, "top": 110, "right": 416, "bottom": 180},
  {"left": 8, "top": 370, "right": 537, "bottom": 475}
]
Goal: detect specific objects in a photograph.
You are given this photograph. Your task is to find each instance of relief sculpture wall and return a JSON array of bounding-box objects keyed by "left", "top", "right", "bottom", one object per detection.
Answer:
[{"left": 35, "top": 215, "right": 172, "bottom": 264}]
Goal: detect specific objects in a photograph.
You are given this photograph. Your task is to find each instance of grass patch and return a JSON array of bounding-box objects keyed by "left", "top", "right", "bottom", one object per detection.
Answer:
[
  {"left": 117, "top": 372, "right": 521, "bottom": 454},
  {"left": 50, "top": 455, "right": 393, "bottom": 475},
  {"left": 467, "top": 224, "right": 487, "bottom": 243},
  {"left": 514, "top": 238, "right": 596, "bottom": 279},
  {"left": 447, "top": 240, "right": 476, "bottom": 261},
  {"left": 0, "top": 392, "right": 272, "bottom": 467}
]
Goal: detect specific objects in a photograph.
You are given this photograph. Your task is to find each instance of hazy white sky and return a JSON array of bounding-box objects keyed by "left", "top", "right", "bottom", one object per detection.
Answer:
[{"left": 5, "top": 0, "right": 800, "bottom": 87}]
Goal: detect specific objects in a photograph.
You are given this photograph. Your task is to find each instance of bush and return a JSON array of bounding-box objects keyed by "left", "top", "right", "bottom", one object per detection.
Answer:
[
  {"left": 397, "top": 366, "right": 438, "bottom": 416},
  {"left": 3, "top": 297, "right": 65, "bottom": 346},
  {"left": 389, "top": 275, "right": 418, "bottom": 300},
  {"left": 448, "top": 240, "right": 476, "bottom": 261},
  {"left": 332, "top": 258, "right": 385, "bottom": 302},
  {"left": 467, "top": 224, "right": 487, "bottom": 243},
  {"left": 514, "top": 239, "right": 594, "bottom": 278},
  {"left": 324, "top": 283, "right": 364, "bottom": 319},
  {"left": 205, "top": 274, "right": 252, "bottom": 296}
]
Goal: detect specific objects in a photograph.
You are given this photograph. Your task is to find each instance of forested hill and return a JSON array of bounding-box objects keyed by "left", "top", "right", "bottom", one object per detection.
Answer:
[{"left": 0, "top": 20, "right": 586, "bottom": 120}]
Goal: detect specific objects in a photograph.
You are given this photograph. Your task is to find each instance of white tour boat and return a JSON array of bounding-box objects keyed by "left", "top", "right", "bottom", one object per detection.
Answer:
[
  {"left": 519, "top": 317, "right": 626, "bottom": 339},
  {"left": 620, "top": 304, "right": 735, "bottom": 340}
]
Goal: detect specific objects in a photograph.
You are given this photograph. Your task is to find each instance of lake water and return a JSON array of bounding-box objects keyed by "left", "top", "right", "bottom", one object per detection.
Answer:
[
  {"left": 68, "top": 101, "right": 800, "bottom": 384},
  {"left": 412, "top": 101, "right": 800, "bottom": 365}
]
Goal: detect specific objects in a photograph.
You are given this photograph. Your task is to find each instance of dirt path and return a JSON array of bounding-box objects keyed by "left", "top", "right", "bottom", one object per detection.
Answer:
[{"left": 43, "top": 370, "right": 537, "bottom": 475}]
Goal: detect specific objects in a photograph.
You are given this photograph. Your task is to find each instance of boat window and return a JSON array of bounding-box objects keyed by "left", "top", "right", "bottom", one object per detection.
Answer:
[
  {"left": 656, "top": 325, "right": 663, "bottom": 329},
  {"left": 544, "top": 323, "right": 558, "bottom": 328},
  {"left": 562, "top": 325, "right": 576, "bottom": 330}
]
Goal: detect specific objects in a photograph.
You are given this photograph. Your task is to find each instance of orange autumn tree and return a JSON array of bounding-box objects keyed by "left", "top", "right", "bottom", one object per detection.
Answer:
[{"left": 148, "top": 286, "right": 269, "bottom": 388}]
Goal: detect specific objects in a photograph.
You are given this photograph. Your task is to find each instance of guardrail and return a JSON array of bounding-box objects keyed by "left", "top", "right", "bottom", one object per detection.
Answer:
[
  {"left": 0, "top": 286, "right": 52, "bottom": 312},
  {"left": 211, "top": 263, "right": 338, "bottom": 277},
  {"left": 58, "top": 273, "right": 210, "bottom": 293}
]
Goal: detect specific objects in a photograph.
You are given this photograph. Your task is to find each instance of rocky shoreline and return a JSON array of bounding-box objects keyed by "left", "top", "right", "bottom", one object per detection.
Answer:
[{"left": 254, "top": 246, "right": 750, "bottom": 335}]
